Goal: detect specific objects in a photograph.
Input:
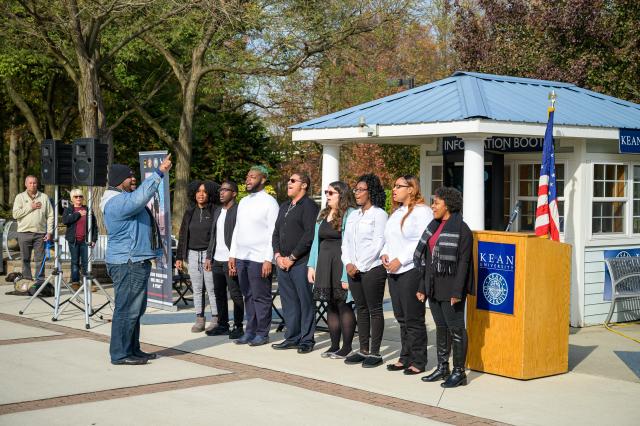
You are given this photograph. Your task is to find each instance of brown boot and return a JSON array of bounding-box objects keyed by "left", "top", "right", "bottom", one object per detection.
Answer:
[
  {"left": 191, "top": 316, "right": 205, "bottom": 333},
  {"left": 205, "top": 316, "right": 218, "bottom": 333}
]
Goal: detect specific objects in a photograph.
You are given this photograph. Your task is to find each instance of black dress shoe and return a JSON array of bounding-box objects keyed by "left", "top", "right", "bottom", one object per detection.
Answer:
[
  {"left": 297, "top": 344, "right": 314, "bottom": 354},
  {"left": 133, "top": 351, "right": 157, "bottom": 360},
  {"left": 229, "top": 327, "right": 244, "bottom": 340},
  {"left": 403, "top": 367, "right": 425, "bottom": 375},
  {"left": 206, "top": 326, "right": 230, "bottom": 336},
  {"left": 271, "top": 341, "right": 298, "bottom": 350},
  {"left": 344, "top": 352, "right": 367, "bottom": 365},
  {"left": 111, "top": 357, "right": 148, "bottom": 365},
  {"left": 387, "top": 363, "right": 407, "bottom": 371}
]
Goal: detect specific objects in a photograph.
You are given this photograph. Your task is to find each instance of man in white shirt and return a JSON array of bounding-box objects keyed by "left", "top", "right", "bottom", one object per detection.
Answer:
[{"left": 229, "top": 166, "right": 280, "bottom": 346}]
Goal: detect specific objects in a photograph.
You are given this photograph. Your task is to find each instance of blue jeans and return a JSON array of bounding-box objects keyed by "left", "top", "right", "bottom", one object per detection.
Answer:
[
  {"left": 107, "top": 260, "right": 151, "bottom": 362},
  {"left": 277, "top": 262, "right": 315, "bottom": 345},
  {"left": 236, "top": 259, "right": 272, "bottom": 338},
  {"left": 68, "top": 241, "right": 88, "bottom": 282}
]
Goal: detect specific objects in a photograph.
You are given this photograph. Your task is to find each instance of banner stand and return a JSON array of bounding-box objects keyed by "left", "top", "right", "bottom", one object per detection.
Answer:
[{"left": 140, "top": 151, "right": 176, "bottom": 312}]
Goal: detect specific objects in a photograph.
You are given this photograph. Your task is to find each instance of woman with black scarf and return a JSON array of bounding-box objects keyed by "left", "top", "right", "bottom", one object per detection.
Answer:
[{"left": 415, "top": 186, "right": 475, "bottom": 388}]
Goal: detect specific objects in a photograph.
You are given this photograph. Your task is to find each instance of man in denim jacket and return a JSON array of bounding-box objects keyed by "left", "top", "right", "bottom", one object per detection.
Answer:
[{"left": 99, "top": 155, "right": 172, "bottom": 365}]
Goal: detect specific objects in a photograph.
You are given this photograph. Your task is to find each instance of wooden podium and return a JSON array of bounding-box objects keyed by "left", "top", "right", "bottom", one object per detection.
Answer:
[{"left": 466, "top": 231, "right": 572, "bottom": 379}]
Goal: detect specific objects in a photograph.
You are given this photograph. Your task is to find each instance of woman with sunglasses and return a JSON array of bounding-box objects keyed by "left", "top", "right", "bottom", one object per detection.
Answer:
[
  {"left": 381, "top": 175, "right": 433, "bottom": 375},
  {"left": 341, "top": 174, "right": 388, "bottom": 368},
  {"left": 308, "top": 181, "right": 356, "bottom": 359},
  {"left": 415, "top": 186, "right": 474, "bottom": 388},
  {"left": 62, "top": 188, "right": 98, "bottom": 291},
  {"left": 176, "top": 180, "right": 220, "bottom": 333}
]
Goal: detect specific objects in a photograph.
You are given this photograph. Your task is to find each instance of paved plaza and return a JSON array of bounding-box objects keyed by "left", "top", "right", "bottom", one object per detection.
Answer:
[{"left": 0, "top": 283, "right": 637, "bottom": 426}]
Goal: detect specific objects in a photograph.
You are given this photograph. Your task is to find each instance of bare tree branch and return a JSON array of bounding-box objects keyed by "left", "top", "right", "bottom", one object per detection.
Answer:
[
  {"left": 4, "top": 78, "right": 45, "bottom": 143},
  {"left": 141, "top": 35, "right": 187, "bottom": 88}
]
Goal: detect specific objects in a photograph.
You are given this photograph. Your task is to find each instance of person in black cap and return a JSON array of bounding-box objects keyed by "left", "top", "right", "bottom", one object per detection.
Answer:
[{"left": 99, "top": 156, "right": 172, "bottom": 365}]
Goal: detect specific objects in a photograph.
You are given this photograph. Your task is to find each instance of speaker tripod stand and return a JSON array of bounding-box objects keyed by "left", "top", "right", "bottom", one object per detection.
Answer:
[
  {"left": 53, "top": 187, "right": 113, "bottom": 329},
  {"left": 19, "top": 186, "right": 84, "bottom": 316}
]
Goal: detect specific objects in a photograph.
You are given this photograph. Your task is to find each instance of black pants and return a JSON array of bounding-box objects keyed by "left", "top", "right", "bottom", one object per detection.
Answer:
[
  {"left": 348, "top": 264, "right": 387, "bottom": 355},
  {"left": 388, "top": 268, "right": 427, "bottom": 370},
  {"left": 212, "top": 260, "right": 244, "bottom": 329},
  {"left": 429, "top": 298, "right": 466, "bottom": 329}
]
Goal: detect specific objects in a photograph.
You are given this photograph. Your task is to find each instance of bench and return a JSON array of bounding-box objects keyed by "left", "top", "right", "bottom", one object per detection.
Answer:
[{"left": 604, "top": 257, "right": 640, "bottom": 326}]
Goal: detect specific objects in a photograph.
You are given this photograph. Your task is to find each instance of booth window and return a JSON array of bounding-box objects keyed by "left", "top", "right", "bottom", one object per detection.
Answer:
[
  {"left": 634, "top": 166, "right": 640, "bottom": 233},
  {"left": 592, "top": 164, "right": 626, "bottom": 234},
  {"left": 517, "top": 163, "right": 565, "bottom": 232},
  {"left": 504, "top": 165, "right": 511, "bottom": 228},
  {"left": 431, "top": 165, "right": 443, "bottom": 195}
]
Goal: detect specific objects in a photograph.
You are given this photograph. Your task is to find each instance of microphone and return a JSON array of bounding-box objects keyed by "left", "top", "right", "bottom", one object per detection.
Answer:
[{"left": 505, "top": 201, "right": 521, "bottom": 232}]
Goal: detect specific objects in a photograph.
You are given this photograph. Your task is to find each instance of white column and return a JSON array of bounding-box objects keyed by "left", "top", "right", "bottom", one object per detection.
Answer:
[
  {"left": 321, "top": 143, "right": 341, "bottom": 207},
  {"left": 462, "top": 137, "right": 485, "bottom": 230}
]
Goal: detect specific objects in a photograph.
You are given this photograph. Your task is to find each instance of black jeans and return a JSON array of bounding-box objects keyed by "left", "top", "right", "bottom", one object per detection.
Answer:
[
  {"left": 212, "top": 260, "right": 244, "bottom": 329},
  {"left": 388, "top": 268, "right": 428, "bottom": 370},
  {"left": 348, "top": 264, "right": 387, "bottom": 355},
  {"left": 429, "top": 298, "right": 466, "bottom": 329}
]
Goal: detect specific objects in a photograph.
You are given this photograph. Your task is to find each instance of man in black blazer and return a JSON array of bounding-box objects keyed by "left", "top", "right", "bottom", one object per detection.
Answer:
[{"left": 204, "top": 180, "right": 244, "bottom": 338}]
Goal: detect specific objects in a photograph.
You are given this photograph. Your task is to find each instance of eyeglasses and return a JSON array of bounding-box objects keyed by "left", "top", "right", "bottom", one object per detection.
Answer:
[
  {"left": 73, "top": 195, "right": 84, "bottom": 198},
  {"left": 393, "top": 184, "right": 410, "bottom": 189},
  {"left": 288, "top": 178, "right": 302, "bottom": 184},
  {"left": 352, "top": 188, "right": 368, "bottom": 193},
  {"left": 220, "top": 188, "right": 233, "bottom": 193},
  {"left": 324, "top": 190, "right": 338, "bottom": 196}
]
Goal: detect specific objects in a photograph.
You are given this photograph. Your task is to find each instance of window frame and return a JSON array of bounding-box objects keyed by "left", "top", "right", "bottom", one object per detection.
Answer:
[
  {"left": 513, "top": 159, "right": 567, "bottom": 234},
  {"left": 588, "top": 161, "right": 640, "bottom": 239}
]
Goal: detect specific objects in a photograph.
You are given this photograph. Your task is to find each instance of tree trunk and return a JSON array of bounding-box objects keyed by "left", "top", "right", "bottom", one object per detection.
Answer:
[
  {"left": 8, "top": 128, "right": 19, "bottom": 204},
  {"left": 76, "top": 56, "right": 109, "bottom": 234},
  {"left": 172, "top": 79, "right": 198, "bottom": 235},
  {"left": 0, "top": 133, "right": 4, "bottom": 206}
]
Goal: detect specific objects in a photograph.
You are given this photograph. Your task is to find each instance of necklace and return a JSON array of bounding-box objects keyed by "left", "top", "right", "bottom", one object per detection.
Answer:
[{"left": 285, "top": 202, "right": 297, "bottom": 218}]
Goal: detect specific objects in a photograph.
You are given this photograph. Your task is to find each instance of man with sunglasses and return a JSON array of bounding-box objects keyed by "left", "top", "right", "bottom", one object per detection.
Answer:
[
  {"left": 271, "top": 172, "right": 320, "bottom": 353},
  {"left": 204, "top": 180, "right": 245, "bottom": 339},
  {"left": 62, "top": 188, "right": 98, "bottom": 291},
  {"left": 229, "top": 166, "right": 280, "bottom": 346}
]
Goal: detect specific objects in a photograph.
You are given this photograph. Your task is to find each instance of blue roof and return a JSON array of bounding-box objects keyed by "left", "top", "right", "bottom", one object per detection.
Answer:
[{"left": 291, "top": 71, "right": 640, "bottom": 130}]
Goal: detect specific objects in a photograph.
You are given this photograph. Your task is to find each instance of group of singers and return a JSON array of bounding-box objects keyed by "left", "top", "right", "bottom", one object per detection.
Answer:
[{"left": 175, "top": 166, "right": 474, "bottom": 388}]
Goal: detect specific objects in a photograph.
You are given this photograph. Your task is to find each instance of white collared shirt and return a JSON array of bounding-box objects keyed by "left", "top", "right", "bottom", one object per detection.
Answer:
[
  {"left": 229, "top": 190, "right": 280, "bottom": 263},
  {"left": 381, "top": 204, "right": 433, "bottom": 274},
  {"left": 341, "top": 206, "right": 388, "bottom": 272}
]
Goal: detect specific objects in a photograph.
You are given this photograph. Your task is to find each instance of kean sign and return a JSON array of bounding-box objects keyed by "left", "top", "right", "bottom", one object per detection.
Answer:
[
  {"left": 443, "top": 136, "right": 545, "bottom": 154},
  {"left": 477, "top": 241, "right": 516, "bottom": 315},
  {"left": 619, "top": 129, "right": 640, "bottom": 154}
]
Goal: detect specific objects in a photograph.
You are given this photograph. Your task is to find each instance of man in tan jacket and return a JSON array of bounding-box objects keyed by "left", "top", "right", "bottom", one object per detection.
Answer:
[{"left": 12, "top": 176, "right": 54, "bottom": 280}]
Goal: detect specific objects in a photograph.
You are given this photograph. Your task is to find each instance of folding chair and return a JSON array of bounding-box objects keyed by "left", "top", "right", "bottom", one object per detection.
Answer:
[
  {"left": 172, "top": 272, "right": 193, "bottom": 306},
  {"left": 271, "top": 280, "right": 285, "bottom": 332}
]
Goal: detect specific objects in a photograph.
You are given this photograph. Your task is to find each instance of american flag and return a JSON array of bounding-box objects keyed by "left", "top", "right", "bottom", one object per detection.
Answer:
[{"left": 535, "top": 107, "right": 560, "bottom": 241}]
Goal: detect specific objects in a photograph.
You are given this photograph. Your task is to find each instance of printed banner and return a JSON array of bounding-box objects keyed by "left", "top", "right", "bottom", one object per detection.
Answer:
[
  {"left": 139, "top": 151, "right": 173, "bottom": 309},
  {"left": 603, "top": 248, "right": 640, "bottom": 301},
  {"left": 477, "top": 241, "right": 516, "bottom": 315},
  {"left": 618, "top": 128, "right": 640, "bottom": 154}
]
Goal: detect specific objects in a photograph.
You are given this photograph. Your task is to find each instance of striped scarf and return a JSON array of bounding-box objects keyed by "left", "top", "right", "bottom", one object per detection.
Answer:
[{"left": 413, "top": 212, "right": 462, "bottom": 276}]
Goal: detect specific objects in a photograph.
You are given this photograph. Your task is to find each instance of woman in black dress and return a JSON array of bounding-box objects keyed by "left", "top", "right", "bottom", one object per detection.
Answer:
[
  {"left": 307, "top": 181, "right": 356, "bottom": 359},
  {"left": 415, "top": 186, "right": 475, "bottom": 388}
]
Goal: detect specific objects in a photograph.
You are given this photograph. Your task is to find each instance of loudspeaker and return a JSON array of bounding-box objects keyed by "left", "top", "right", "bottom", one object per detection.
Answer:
[
  {"left": 72, "top": 138, "right": 108, "bottom": 186},
  {"left": 41, "top": 139, "right": 73, "bottom": 185}
]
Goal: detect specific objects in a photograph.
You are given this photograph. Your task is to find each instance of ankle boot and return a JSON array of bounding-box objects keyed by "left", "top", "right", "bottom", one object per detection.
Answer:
[
  {"left": 422, "top": 326, "right": 451, "bottom": 382},
  {"left": 191, "top": 316, "right": 205, "bottom": 333},
  {"left": 441, "top": 327, "right": 467, "bottom": 388}
]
